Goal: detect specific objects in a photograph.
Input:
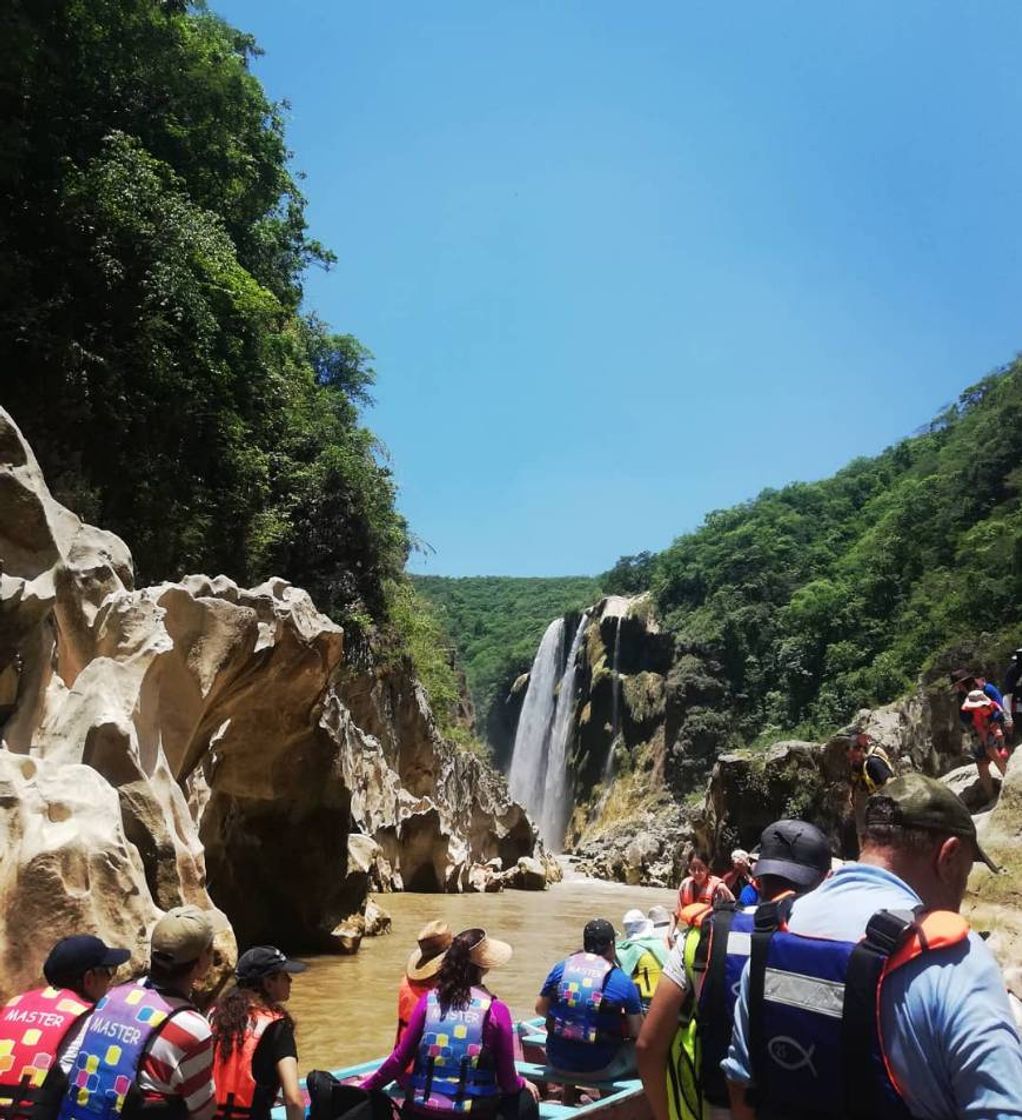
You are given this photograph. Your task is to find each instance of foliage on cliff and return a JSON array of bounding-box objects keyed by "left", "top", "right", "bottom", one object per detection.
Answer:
[
  {"left": 603, "top": 364, "right": 1022, "bottom": 748},
  {"left": 411, "top": 575, "right": 602, "bottom": 721},
  {"left": 0, "top": 0, "right": 407, "bottom": 622}
]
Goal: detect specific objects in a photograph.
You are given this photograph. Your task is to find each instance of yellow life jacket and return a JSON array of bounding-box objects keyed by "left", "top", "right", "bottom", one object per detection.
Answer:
[
  {"left": 853, "top": 744, "right": 894, "bottom": 794},
  {"left": 666, "top": 911, "right": 709, "bottom": 1120}
]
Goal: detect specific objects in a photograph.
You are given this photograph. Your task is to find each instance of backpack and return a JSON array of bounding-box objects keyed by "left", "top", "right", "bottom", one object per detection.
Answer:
[{"left": 306, "top": 1071, "right": 398, "bottom": 1120}]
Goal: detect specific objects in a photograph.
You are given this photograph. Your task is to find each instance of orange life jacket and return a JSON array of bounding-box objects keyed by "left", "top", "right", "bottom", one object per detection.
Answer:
[
  {"left": 212, "top": 1008, "right": 285, "bottom": 1120},
  {"left": 396, "top": 977, "right": 436, "bottom": 1045},
  {"left": 0, "top": 987, "right": 91, "bottom": 1120}
]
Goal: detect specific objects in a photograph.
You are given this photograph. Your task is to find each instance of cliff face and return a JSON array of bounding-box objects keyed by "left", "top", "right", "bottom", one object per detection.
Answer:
[{"left": 0, "top": 407, "right": 541, "bottom": 995}]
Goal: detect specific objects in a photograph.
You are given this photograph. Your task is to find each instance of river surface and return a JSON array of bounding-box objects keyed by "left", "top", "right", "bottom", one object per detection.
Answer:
[{"left": 288, "top": 878, "right": 676, "bottom": 1070}]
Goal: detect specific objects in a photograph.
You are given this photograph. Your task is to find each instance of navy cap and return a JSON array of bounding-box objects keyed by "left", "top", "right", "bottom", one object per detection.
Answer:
[
  {"left": 235, "top": 946, "right": 308, "bottom": 983},
  {"left": 582, "top": 919, "right": 616, "bottom": 952},
  {"left": 44, "top": 936, "right": 131, "bottom": 985}
]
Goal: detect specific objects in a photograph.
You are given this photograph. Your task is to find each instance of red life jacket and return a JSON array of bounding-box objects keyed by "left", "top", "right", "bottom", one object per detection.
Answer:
[
  {"left": 397, "top": 978, "right": 435, "bottom": 1045},
  {"left": 0, "top": 987, "right": 91, "bottom": 1120},
  {"left": 212, "top": 1009, "right": 285, "bottom": 1120}
]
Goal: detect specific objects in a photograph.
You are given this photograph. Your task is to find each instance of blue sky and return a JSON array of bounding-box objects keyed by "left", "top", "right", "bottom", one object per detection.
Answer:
[{"left": 213, "top": 1, "right": 1022, "bottom": 577}]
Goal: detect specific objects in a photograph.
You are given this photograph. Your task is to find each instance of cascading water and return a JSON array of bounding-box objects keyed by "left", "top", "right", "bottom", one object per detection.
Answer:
[
  {"left": 507, "top": 617, "right": 566, "bottom": 821},
  {"left": 604, "top": 615, "right": 623, "bottom": 782},
  {"left": 539, "top": 610, "right": 591, "bottom": 851}
]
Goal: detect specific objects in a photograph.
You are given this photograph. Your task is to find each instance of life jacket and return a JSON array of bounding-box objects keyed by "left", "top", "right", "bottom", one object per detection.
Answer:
[
  {"left": 406, "top": 988, "right": 499, "bottom": 1115},
  {"left": 964, "top": 699, "right": 1003, "bottom": 743},
  {"left": 666, "top": 912, "right": 708, "bottom": 1120},
  {"left": 397, "top": 978, "right": 434, "bottom": 1046},
  {"left": 746, "top": 907, "right": 969, "bottom": 1119},
  {"left": 676, "top": 876, "right": 726, "bottom": 915},
  {"left": 615, "top": 939, "right": 668, "bottom": 1013},
  {"left": 851, "top": 745, "right": 894, "bottom": 794},
  {"left": 0, "top": 987, "right": 92, "bottom": 1120},
  {"left": 696, "top": 895, "right": 794, "bottom": 1109},
  {"left": 58, "top": 983, "right": 188, "bottom": 1120},
  {"left": 546, "top": 954, "right": 623, "bottom": 1047},
  {"left": 212, "top": 1008, "right": 285, "bottom": 1120}
]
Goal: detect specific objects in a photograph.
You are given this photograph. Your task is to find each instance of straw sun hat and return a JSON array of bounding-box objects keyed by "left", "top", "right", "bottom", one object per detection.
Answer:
[
  {"left": 407, "top": 920, "right": 453, "bottom": 981},
  {"left": 467, "top": 930, "right": 513, "bottom": 970}
]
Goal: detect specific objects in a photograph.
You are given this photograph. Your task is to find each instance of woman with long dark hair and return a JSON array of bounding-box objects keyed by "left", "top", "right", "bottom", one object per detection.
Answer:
[
  {"left": 210, "top": 946, "right": 307, "bottom": 1120},
  {"left": 361, "top": 928, "right": 540, "bottom": 1119}
]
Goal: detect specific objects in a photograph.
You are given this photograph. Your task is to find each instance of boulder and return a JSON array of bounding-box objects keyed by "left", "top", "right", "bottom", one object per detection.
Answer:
[{"left": 941, "top": 764, "right": 1000, "bottom": 812}]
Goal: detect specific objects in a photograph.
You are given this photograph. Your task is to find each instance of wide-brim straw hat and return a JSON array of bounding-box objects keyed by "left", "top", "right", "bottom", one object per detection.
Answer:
[
  {"left": 962, "top": 689, "right": 993, "bottom": 711},
  {"left": 467, "top": 932, "right": 513, "bottom": 970},
  {"left": 407, "top": 920, "right": 453, "bottom": 981}
]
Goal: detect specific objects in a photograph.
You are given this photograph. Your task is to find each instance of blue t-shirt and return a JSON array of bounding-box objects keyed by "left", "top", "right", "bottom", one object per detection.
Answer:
[
  {"left": 738, "top": 883, "right": 759, "bottom": 907},
  {"left": 723, "top": 863, "right": 1022, "bottom": 1119},
  {"left": 541, "top": 957, "right": 642, "bottom": 1072}
]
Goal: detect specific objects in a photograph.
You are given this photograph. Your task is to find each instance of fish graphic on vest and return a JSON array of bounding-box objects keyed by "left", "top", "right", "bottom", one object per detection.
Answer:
[
  {"left": 58, "top": 984, "right": 186, "bottom": 1120},
  {"left": 0, "top": 987, "right": 92, "bottom": 1120}
]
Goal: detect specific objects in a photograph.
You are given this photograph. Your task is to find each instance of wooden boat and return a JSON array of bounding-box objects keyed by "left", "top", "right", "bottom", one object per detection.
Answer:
[{"left": 271, "top": 1020, "right": 652, "bottom": 1120}]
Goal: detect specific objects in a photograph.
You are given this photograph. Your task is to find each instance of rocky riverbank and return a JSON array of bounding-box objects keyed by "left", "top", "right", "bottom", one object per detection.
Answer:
[{"left": 0, "top": 407, "right": 554, "bottom": 997}]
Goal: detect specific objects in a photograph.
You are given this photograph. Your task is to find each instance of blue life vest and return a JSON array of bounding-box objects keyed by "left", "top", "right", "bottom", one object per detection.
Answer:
[
  {"left": 747, "top": 907, "right": 969, "bottom": 1120},
  {"left": 407, "top": 988, "right": 499, "bottom": 1114},
  {"left": 547, "top": 953, "right": 622, "bottom": 1047},
  {"left": 59, "top": 983, "right": 186, "bottom": 1120},
  {"left": 697, "top": 896, "right": 793, "bottom": 1108}
]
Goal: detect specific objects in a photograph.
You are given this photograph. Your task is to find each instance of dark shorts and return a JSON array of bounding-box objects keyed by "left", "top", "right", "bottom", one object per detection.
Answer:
[{"left": 974, "top": 737, "right": 998, "bottom": 762}]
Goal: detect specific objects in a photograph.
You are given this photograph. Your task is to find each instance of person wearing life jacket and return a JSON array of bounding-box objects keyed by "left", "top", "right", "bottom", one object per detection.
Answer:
[
  {"left": 59, "top": 906, "right": 217, "bottom": 1120},
  {"left": 616, "top": 910, "right": 669, "bottom": 1014},
  {"left": 636, "top": 820, "right": 832, "bottom": 1120},
  {"left": 396, "top": 923, "right": 451, "bottom": 1046},
  {"left": 361, "top": 928, "right": 540, "bottom": 1119},
  {"left": 0, "top": 935, "right": 130, "bottom": 1120},
  {"left": 723, "top": 774, "right": 1022, "bottom": 1119},
  {"left": 960, "top": 687, "right": 1009, "bottom": 802},
  {"left": 209, "top": 947, "right": 306, "bottom": 1120},
  {"left": 646, "top": 907, "right": 675, "bottom": 950},
  {"left": 536, "top": 919, "right": 643, "bottom": 1081},
  {"left": 721, "top": 851, "right": 754, "bottom": 899},
  {"left": 674, "top": 855, "right": 733, "bottom": 924}
]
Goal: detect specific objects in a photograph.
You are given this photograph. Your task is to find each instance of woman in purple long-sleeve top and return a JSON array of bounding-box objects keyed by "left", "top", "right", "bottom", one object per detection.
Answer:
[{"left": 361, "top": 928, "right": 540, "bottom": 1119}]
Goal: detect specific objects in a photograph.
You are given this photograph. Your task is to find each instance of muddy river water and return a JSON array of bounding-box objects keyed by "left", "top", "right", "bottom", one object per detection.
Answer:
[{"left": 287, "top": 877, "right": 676, "bottom": 1070}]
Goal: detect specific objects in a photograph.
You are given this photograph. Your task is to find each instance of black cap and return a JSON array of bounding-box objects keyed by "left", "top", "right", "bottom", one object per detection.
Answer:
[
  {"left": 753, "top": 819, "right": 832, "bottom": 891},
  {"left": 1013, "top": 649, "right": 1022, "bottom": 662},
  {"left": 582, "top": 919, "right": 616, "bottom": 952},
  {"left": 44, "top": 936, "right": 131, "bottom": 986},
  {"left": 235, "top": 945, "right": 308, "bottom": 983}
]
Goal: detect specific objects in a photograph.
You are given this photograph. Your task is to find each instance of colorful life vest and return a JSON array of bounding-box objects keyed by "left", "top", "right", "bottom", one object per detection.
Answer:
[
  {"left": 212, "top": 1008, "right": 284, "bottom": 1120},
  {"left": 547, "top": 954, "right": 623, "bottom": 1047},
  {"left": 407, "top": 988, "right": 499, "bottom": 1114},
  {"left": 0, "top": 987, "right": 91, "bottom": 1120},
  {"left": 615, "top": 939, "right": 668, "bottom": 1014},
  {"left": 746, "top": 908, "right": 968, "bottom": 1119},
  {"left": 696, "top": 896, "right": 793, "bottom": 1109},
  {"left": 58, "top": 983, "right": 185, "bottom": 1120},
  {"left": 851, "top": 745, "right": 894, "bottom": 795},
  {"left": 666, "top": 915, "right": 707, "bottom": 1120}
]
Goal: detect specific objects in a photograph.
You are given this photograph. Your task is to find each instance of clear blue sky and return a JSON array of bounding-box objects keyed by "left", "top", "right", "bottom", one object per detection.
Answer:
[{"left": 213, "top": 1, "right": 1022, "bottom": 577}]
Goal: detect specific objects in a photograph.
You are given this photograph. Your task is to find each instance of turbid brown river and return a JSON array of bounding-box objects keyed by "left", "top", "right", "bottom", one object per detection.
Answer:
[{"left": 288, "top": 877, "right": 676, "bottom": 1070}]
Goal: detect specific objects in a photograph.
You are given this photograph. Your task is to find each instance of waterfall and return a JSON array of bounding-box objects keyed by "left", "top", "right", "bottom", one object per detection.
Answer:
[
  {"left": 507, "top": 618, "right": 566, "bottom": 821},
  {"left": 539, "top": 610, "right": 591, "bottom": 851}
]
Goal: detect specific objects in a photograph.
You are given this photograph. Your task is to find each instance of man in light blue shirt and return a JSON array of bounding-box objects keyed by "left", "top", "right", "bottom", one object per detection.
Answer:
[{"left": 723, "top": 773, "right": 1022, "bottom": 1119}]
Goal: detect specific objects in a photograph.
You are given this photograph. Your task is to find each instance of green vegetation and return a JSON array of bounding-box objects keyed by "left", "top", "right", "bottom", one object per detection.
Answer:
[
  {"left": 0, "top": 1, "right": 407, "bottom": 625},
  {"left": 602, "top": 365, "right": 1022, "bottom": 753},
  {"left": 412, "top": 575, "right": 602, "bottom": 721}
]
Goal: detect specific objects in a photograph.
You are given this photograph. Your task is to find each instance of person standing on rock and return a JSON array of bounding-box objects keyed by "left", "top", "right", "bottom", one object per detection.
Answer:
[
  {"left": 362, "top": 929, "right": 540, "bottom": 1118},
  {"left": 59, "top": 906, "right": 217, "bottom": 1120},
  {"left": 395, "top": 922, "right": 451, "bottom": 1046},
  {"left": 0, "top": 935, "right": 130, "bottom": 1120},
  {"left": 637, "top": 819, "right": 832, "bottom": 1120},
  {"left": 723, "top": 774, "right": 1022, "bottom": 1119},
  {"left": 846, "top": 727, "right": 895, "bottom": 845},
  {"left": 1003, "top": 648, "right": 1022, "bottom": 742},
  {"left": 960, "top": 687, "right": 1009, "bottom": 802},
  {"left": 674, "top": 854, "right": 733, "bottom": 923},
  {"left": 536, "top": 918, "right": 644, "bottom": 1081},
  {"left": 210, "top": 946, "right": 307, "bottom": 1120}
]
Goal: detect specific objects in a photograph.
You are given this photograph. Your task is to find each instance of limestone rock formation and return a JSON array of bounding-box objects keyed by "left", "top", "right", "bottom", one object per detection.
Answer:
[{"left": 0, "top": 406, "right": 540, "bottom": 993}]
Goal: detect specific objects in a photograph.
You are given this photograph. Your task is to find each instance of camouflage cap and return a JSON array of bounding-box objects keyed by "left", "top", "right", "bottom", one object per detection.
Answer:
[{"left": 868, "top": 773, "right": 999, "bottom": 872}]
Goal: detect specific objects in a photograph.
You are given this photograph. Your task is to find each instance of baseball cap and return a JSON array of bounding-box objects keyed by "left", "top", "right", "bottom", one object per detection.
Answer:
[
  {"left": 583, "top": 918, "right": 616, "bottom": 952},
  {"left": 868, "top": 773, "right": 1000, "bottom": 872},
  {"left": 151, "top": 906, "right": 214, "bottom": 966},
  {"left": 236, "top": 946, "right": 307, "bottom": 983},
  {"left": 753, "top": 819, "right": 832, "bottom": 890},
  {"left": 44, "top": 935, "right": 131, "bottom": 985},
  {"left": 1012, "top": 649, "right": 1022, "bottom": 663}
]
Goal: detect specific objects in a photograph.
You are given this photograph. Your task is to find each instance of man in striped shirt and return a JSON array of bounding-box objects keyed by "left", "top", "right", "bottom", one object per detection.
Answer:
[{"left": 61, "top": 906, "right": 217, "bottom": 1120}]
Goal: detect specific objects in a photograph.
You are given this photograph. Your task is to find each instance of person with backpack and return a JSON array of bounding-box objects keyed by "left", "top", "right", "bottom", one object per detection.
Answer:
[
  {"left": 615, "top": 910, "right": 669, "bottom": 1013},
  {"left": 723, "top": 775, "right": 1022, "bottom": 1119},
  {"left": 0, "top": 935, "right": 130, "bottom": 1120},
  {"left": 636, "top": 820, "right": 832, "bottom": 1120},
  {"left": 360, "top": 929, "right": 540, "bottom": 1119},
  {"left": 536, "top": 919, "right": 643, "bottom": 1081},
  {"left": 961, "top": 687, "right": 1009, "bottom": 802},
  {"left": 209, "top": 946, "right": 307, "bottom": 1120},
  {"left": 1001, "top": 648, "right": 1022, "bottom": 740}
]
